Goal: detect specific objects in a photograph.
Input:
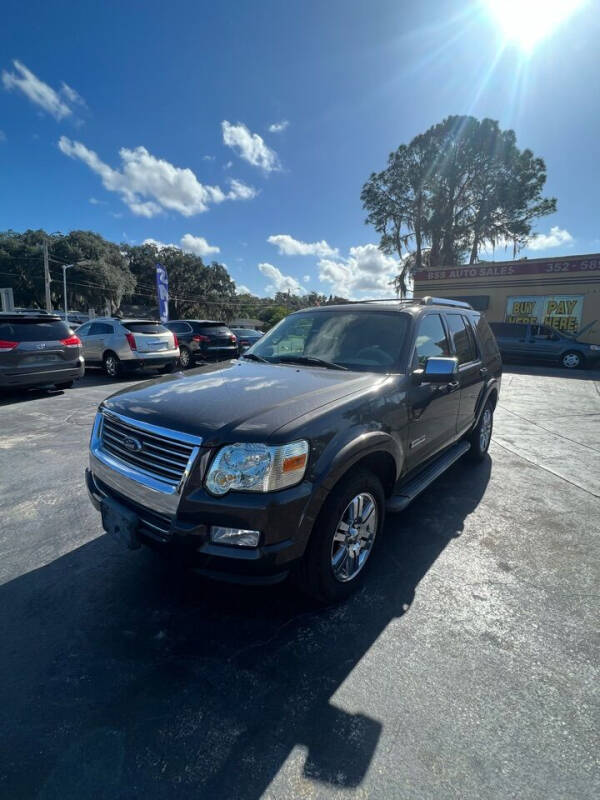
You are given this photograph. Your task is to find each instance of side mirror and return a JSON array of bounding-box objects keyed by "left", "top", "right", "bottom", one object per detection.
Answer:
[{"left": 413, "top": 356, "right": 458, "bottom": 384}]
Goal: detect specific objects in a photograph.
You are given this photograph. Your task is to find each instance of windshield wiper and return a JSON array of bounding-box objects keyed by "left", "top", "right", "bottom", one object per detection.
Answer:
[
  {"left": 242, "top": 352, "right": 269, "bottom": 363},
  {"left": 276, "top": 355, "right": 348, "bottom": 371}
]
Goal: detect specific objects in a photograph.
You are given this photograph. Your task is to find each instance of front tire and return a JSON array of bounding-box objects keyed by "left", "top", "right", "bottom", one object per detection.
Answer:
[
  {"left": 468, "top": 400, "right": 493, "bottom": 461},
  {"left": 561, "top": 350, "right": 583, "bottom": 370},
  {"left": 103, "top": 352, "right": 121, "bottom": 378},
  {"left": 296, "top": 469, "right": 385, "bottom": 604}
]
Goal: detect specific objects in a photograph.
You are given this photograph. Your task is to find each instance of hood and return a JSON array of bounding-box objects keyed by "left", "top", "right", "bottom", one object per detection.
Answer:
[{"left": 101, "top": 359, "right": 382, "bottom": 444}]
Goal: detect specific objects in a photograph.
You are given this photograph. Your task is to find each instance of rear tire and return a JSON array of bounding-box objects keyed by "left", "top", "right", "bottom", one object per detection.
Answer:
[
  {"left": 295, "top": 469, "right": 385, "bottom": 604},
  {"left": 468, "top": 400, "right": 493, "bottom": 461},
  {"left": 55, "top": 380, "right": 74, "bottom": 390},
  {"left": 103, "top": 352, "right": 121, "bottom": 378},
  {"left": 561, "top": 350, "right": 583, "bottom": 369},
  {"left": 179, "top": 346, "right": 192, "bottom": 369}
]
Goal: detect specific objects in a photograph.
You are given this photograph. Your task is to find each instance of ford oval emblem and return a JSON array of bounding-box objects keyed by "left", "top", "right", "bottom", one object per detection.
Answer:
[{"left": 122, "top": 436, "right": 142, "bottom": 453}]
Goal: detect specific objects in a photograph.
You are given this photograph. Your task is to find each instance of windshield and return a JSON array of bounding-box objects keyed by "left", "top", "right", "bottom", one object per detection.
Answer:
[{"left": 249, "top": 310, "right": 409, "bottom": 373}]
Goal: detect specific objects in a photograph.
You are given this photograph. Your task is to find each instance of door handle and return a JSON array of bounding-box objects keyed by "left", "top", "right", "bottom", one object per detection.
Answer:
[{"left": 479, "top": 367, "right": 488, "bottom": 377}]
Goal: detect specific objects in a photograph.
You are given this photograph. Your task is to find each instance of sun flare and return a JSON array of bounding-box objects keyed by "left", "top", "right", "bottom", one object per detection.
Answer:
[{"left": 484, "top": 0, "right": 587, "bottom": 51}]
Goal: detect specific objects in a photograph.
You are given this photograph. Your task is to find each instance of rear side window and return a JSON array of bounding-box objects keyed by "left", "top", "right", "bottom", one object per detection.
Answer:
[
  {"left": 446, "top": 314, "right": 477, "bottom": 364},
  {"left": 473, "top": 315, "right": 500, "bottom": 359},
  {"left": 167, "top": 322, "right": 191, "bottom": 333},
  {"left": 122, "top": 322, "right": 168, "bottom": 334},
  {"left": 490, "top": 322, "right": 527, "bottom": 339},
  {"left": 89, "top": 322, "right": 113, "bottom": 335},
  {"left": 414, "top": 314, "right": 451, "bottom": 366},
  {"left": 0, "top": 319, "right": 72, "bottom": 342}
]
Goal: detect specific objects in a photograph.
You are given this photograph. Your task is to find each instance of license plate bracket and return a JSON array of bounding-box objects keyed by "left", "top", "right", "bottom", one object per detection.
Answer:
[{"left": 101, "top": 496, "right": 141, "bottom": 550}]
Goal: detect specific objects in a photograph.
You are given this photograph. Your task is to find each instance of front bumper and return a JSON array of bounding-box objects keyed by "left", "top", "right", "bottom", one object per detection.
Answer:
[{"left": 86, "top": 466, "right": 316, "bottom": 585}]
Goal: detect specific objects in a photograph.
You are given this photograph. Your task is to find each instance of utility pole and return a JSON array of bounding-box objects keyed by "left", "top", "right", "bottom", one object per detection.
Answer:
[
  {"left": 62, "top": 264, "right": 74, "bottom": 325},
  {"left": 43, "top": 240, "right": 52, "bottom": 311}
]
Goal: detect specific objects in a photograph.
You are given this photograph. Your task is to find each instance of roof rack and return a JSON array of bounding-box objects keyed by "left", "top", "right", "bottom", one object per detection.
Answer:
[
  {"left": 350, "top": 296, "right": 473, "bottom": 309},
  {"left": 421, "top": 296, "right": 472, "bottom": 309},
  {"left": 352, "top": 298, "right": 419, "bottom": 305}
]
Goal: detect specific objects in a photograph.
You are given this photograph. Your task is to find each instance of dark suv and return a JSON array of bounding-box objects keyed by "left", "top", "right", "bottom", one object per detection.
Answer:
[
  {"left": 86, "top": 298, "right": 501, "bottom": 602},
  {"left": 0, "top": 312, "right": 84, "bottom": 391},
  {"left": 489, "top": 321, "right": 600, "bottom": 369},
  {"left": 165, "top": 320, "right": 238, "bottom": 368}
]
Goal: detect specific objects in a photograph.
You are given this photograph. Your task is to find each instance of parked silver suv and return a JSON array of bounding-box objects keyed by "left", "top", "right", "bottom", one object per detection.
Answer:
[{"left": 77, "top": 318, "right": 179, "bottom": 378}]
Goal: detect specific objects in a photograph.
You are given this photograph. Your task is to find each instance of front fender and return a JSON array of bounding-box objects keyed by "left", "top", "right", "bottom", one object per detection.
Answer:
[{"left": 296, "top": 426, "right": 405, "bottom": 540}]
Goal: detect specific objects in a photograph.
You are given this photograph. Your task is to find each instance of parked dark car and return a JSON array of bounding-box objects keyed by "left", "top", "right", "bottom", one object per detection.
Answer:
[
  {"left": 0, "top": 312, "right": 84, "bottom": 391},
  {"left": 231, "top": 327, "right": 263, "bottom": 354},
  {"left": 86, "top": 297, "right": 501, "bottom": 602},
  {"left": 489, "top": 321, "right": 600, "bottom": 369},
  {"left": 165, "top": 320, "right": 238, "bottom": 368}
]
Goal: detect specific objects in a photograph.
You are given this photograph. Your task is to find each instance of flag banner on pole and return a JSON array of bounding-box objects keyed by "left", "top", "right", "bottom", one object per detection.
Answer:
[{"left": 155, "top": 263, "right": 169, "bottom": 323}]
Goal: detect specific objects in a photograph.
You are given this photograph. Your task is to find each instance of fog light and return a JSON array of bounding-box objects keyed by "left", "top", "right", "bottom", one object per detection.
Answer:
[{"left": 210, "top": 526, "right": 260, "bottom": 548}]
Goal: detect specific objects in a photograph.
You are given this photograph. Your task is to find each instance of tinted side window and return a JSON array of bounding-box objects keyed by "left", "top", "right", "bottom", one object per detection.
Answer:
[
  {"left": 168, "top": 322, "right": 190, "bottom": 333},
  {"left": 95, "top": 322, "right": 113, "bottom": 335},
  {"left": 446, "top": 313, "right": 477, "bottom": 364},
  {"left": 474, "top": 315, "right": 500, "bottom": 359},
  {"left": 490, "top": 322, "right": 527, "bottom": 339},
  {"left": 76, "top": 322, "right": 92, "bottom": 337},
  {"left": 414, "top": 314, "right": 450, "bottom": 366}
]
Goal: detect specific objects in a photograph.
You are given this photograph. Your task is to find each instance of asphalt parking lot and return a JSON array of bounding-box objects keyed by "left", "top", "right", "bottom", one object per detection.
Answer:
[{"left": 1, "top": 366, "right": 599, "bottom": 800}]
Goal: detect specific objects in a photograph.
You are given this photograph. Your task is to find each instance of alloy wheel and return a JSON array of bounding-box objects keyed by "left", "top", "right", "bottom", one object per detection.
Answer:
[
  {"left": 480, "top": 407, "right": 492, "bottom": 452},
  {"left": 179, "top": 348, "right": 191, "bottom": 368},
  {"left": 105, "top": 355, "right": 118, "bottom": 377},
  {"left": 330, "top": 492, "right": 378, "bottom": 583}
]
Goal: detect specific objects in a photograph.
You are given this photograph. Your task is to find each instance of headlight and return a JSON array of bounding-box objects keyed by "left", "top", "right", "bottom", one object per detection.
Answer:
[
  {"left": 205, "top": 440, "right": 309, "bottom": 496},
  {"left": 590, "top": 345, "right": 600, "bottom": 351}
]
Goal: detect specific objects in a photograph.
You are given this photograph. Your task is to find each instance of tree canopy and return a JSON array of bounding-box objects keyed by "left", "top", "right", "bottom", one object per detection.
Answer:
[
  {"left": 361, "top": 115, "right": 557, "bottom": 295},
  {"left": 0, "top": 229, "right": 349, "bottom": 324}
]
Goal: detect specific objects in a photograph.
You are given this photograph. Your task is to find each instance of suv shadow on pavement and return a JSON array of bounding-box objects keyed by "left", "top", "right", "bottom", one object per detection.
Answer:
[{"left": 0, "top": 457, "right": 491, "bottom": 799}]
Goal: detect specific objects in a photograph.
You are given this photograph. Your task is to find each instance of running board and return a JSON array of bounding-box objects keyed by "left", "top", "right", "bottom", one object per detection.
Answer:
[{"left": 386, "top": 441, "right": 471, "bottom": 513}]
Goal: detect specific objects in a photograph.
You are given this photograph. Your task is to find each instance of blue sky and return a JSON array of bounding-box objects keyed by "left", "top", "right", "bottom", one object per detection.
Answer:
[{"left": 1, "top": 0, "right": 598, "bottom": 298}]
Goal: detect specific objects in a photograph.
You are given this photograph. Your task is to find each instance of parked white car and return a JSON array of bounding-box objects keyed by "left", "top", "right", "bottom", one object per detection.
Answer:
[{"left": 76, "top": 317, "right": 179, "bottom": 378}]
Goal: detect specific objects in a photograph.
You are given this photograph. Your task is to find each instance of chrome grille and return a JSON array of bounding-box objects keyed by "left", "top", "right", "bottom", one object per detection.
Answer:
[{"left": 100, "top": 411, "right": 197, "bottom": 487}]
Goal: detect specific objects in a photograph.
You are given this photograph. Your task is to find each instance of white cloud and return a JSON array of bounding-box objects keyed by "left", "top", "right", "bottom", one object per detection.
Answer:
[
  {"left": 60, "top": 81, "right": 86, "bottom": 107},
  {"left": 222, "top": 120, "right": 280, "bottom": 172},
  {"left": 58, "top": 136, "right": 256, "bottom": 217},
  {"left": 268, "top": 120, "right": 289, "bottom": 133},
  {"left": 202, "top": 155, "right": 215, "bottom": 161},
  {"left": 180, "top": 234, "right": 220, "bottom": 257},
  {"left": 143, "top": 235, "right": 220, "bottom": 258},
  {"left": 228, "top": 178, "right": 257, "bottom": 200},
  {"left": 303, "top": 275, "right": 311, "bottom": 283},
  {"left": 2, "top": 60, "right": 85, "bottom": 120},
  {"left": 143, "top": 238, "right": 177, "bottom": 250},
  {"left": 527, "top": 226, "right": 574, "bottom": 251},
  {"left": 318, "top": 244, "right": 399, "bottom": 299},
  {"left": 258, "top": 262, "right": 306, "bottom": 295},
  {"left": 267, "top": 234, "right": 338, "bottom": 257},
  {"left": 236, "top": 284, "right": 253, "bottom": 295}
]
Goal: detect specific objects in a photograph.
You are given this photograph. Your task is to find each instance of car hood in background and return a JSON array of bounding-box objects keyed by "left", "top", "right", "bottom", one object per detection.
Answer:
[{"left": 101, "top": 359, "right": 386, "bottom": 443}]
